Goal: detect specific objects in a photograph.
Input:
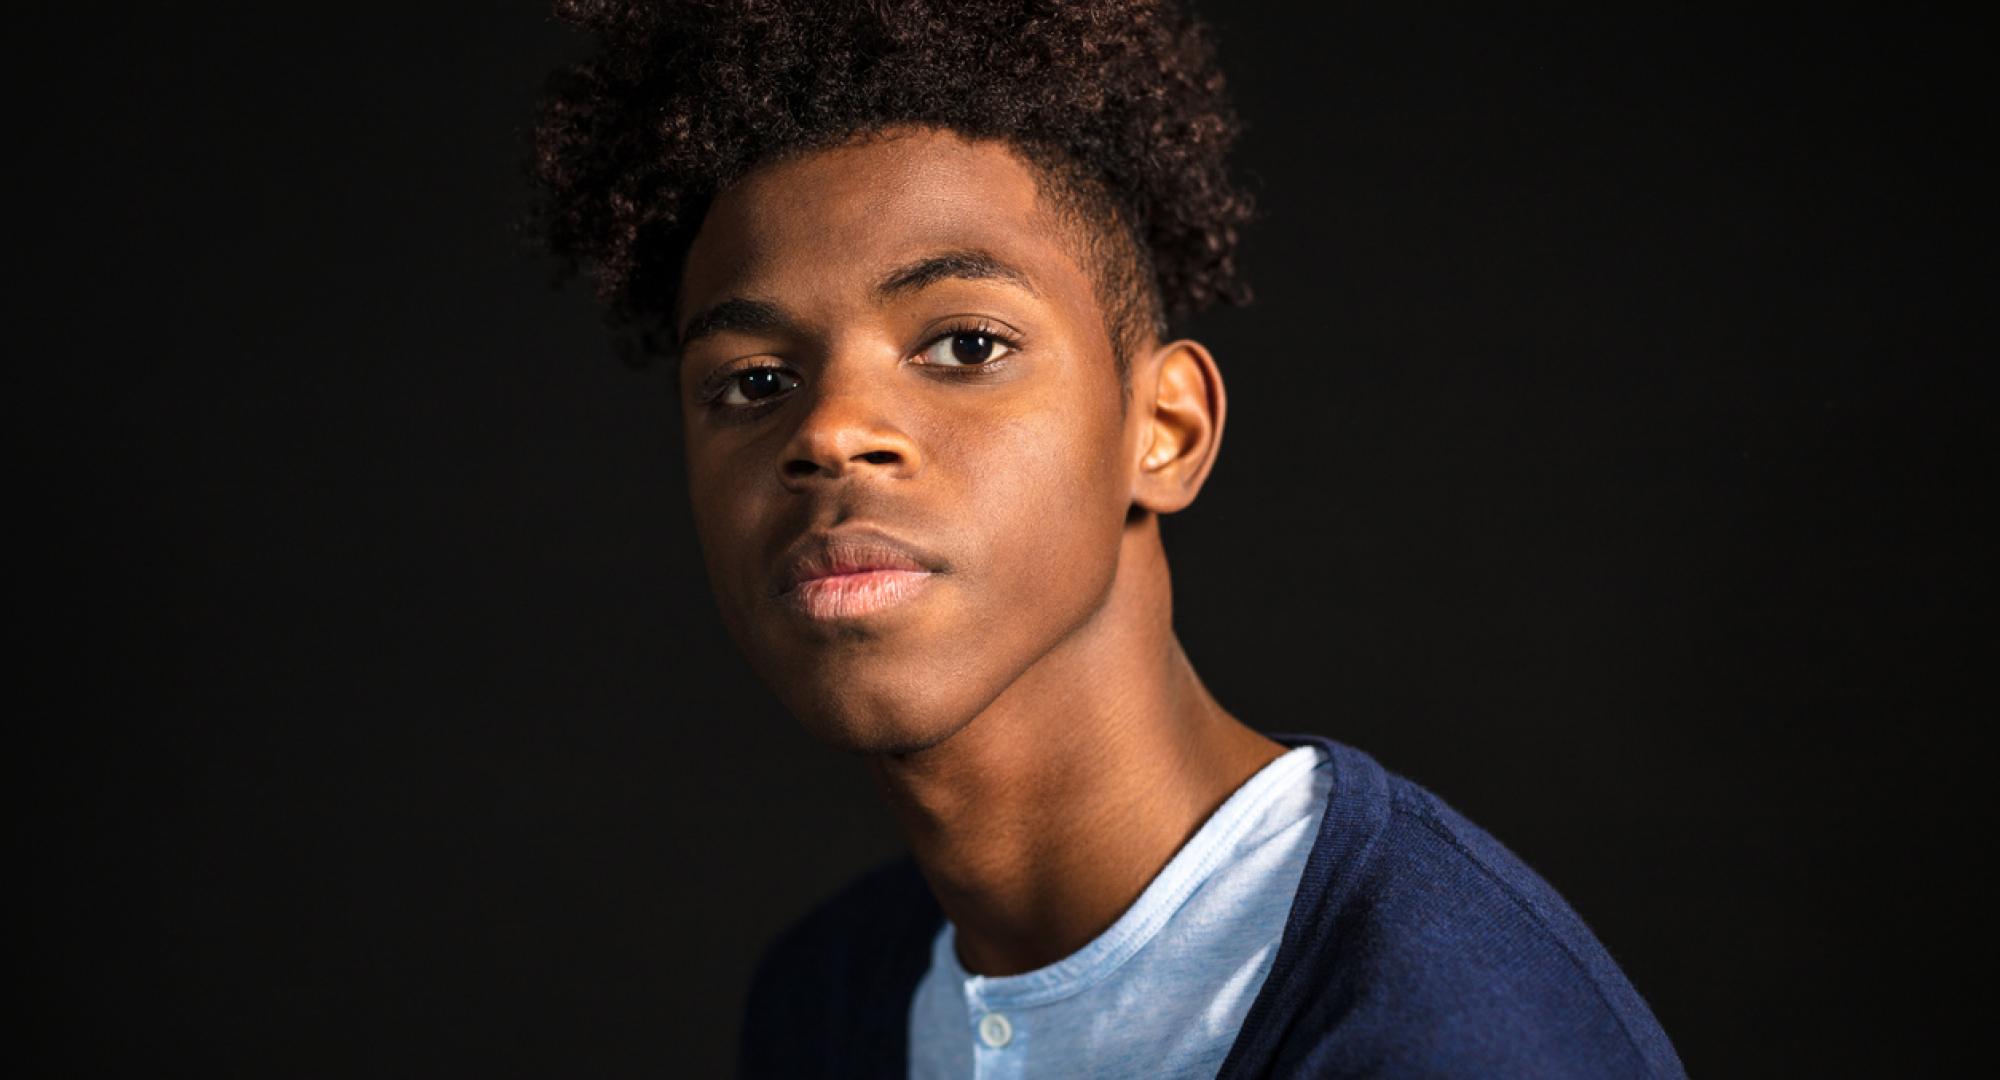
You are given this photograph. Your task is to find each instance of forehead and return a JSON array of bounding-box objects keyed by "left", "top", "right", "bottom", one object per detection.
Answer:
[{"left": 679, "top": 128, "right": 1091, "bottom": 323}]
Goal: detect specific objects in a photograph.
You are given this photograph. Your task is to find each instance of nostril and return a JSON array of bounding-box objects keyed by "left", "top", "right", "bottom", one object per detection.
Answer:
[{"left": 779, "top": 442, "right": 909, "bottom": 482}]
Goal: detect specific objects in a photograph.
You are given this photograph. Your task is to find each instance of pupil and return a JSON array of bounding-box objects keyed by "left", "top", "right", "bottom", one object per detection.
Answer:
[
  {"left": 950, "top": 333, "right": 994, "bottom": 364},
  {"left": 742, "top": 370, "right": 782, "bottom": 399}
]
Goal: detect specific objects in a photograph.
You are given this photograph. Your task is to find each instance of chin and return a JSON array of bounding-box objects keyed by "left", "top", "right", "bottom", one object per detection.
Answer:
[{"left": 780, "top": 670, "right": 987, "bottom": 757}]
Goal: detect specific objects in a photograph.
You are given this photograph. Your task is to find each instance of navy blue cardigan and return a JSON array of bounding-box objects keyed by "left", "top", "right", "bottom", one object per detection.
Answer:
[{"left": 740, "top": 733, "right": 1686, "bottom": 1078}]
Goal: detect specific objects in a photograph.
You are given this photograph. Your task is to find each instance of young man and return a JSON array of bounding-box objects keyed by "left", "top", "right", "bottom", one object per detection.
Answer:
[{"left": 531, "top": 2, "right": 1684, "bottom": 1076}]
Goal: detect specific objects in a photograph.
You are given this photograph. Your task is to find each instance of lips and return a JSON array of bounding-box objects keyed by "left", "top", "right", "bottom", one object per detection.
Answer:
[{"left": 775, "top": 526, "right": 948, "bottom": 598}]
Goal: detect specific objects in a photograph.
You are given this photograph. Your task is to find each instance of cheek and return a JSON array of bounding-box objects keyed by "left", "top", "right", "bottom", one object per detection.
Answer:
[
  {"left": 684, "top": 448, "right": 772, "bottom": 625},
  {"left": 952, "top": 398, "right": 1129, "bottom": 613}
]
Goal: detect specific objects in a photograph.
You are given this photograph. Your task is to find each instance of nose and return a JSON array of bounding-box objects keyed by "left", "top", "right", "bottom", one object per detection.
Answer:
[{"left": 777, "top": 374, "right": 920, "bottom": 488}]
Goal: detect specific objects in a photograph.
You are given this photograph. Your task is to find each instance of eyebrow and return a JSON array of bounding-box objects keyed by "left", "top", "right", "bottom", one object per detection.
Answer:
[
  {"left": 677, "top": 297, "right": 791, "bottom": 351},
  {"left": 875, "top": 249, "right": 1040, "bottom": 300},
  {"left": 677, "top": 249, "right": 1039, "bottom": 350}
]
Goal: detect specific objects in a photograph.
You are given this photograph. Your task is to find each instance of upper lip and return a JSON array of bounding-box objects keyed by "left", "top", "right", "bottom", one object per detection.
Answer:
[{"left": 774, "top": 525, "right": 948, "bottom": 595}]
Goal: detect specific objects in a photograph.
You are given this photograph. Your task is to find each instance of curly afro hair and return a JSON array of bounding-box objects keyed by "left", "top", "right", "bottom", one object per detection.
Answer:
[{"left": 528, "top": 0, "right": 1254, "bottom": 371}]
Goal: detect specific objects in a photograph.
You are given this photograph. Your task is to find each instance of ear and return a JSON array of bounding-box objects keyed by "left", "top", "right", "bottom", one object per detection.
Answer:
[{"left": 1131, "top": 338, "right": 1227, "bottom": 515}]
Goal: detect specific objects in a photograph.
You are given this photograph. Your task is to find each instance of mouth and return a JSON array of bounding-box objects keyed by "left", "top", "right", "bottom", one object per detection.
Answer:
[
  {"left": 774, "top": 526, "right": 947, "bottom": 621},
  {"left": 783, "top": 568, "right": 937, "bottom": 620}
]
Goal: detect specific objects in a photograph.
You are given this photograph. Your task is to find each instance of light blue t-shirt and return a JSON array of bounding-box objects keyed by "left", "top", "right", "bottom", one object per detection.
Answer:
[{"left": 907, "top": 744, "right": 1333, "bottom": 1079}]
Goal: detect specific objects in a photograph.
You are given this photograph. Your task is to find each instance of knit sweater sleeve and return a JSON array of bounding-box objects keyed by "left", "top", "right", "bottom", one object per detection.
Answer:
[{"left": 1239, "top": 781, "right": 1686, "bottom": 1079}]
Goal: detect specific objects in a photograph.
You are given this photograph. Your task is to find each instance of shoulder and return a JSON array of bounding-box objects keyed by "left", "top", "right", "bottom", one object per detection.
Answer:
[
  {"left": 746, "top": 853, "right": 937, "bottom": 990},
  {"left": 1237, "top": 736, "right": 1685, "bottom": 1079},
  {"left": 739, "top": 854, "right": 942, "bottom": 1079}
]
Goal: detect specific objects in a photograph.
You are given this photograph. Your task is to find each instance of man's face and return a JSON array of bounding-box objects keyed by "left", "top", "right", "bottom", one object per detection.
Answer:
[{"left": 675, "top": 127, "right": 1142, "bottom": 754}]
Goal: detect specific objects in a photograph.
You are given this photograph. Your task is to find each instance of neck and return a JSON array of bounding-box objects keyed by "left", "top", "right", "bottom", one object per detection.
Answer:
[{"left": 864, "top": 516, "right": 1283, "bottom": 976}]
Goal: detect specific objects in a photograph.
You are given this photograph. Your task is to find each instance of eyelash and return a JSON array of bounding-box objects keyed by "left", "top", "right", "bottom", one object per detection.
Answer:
[{"left": 696, "top": 319, "right": 1022, "bottom": 413}]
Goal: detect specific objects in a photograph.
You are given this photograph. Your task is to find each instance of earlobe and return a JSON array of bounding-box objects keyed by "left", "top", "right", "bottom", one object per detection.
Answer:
[{"left": 1131, "top": 338, "right": 1227, "bottom": 515}]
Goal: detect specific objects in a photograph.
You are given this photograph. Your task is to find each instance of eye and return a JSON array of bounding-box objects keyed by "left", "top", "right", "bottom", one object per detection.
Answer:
[
  {"left": 918, "top": 329, "right": 1015, "bottom": 367},
  {"left": 715, "top": 366, "right": 800, "bottom": 406}
]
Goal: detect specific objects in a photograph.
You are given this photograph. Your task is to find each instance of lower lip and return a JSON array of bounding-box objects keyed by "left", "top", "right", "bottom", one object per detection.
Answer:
[{"left": 783, "top": 570, "right": 937, "bottom": 620}]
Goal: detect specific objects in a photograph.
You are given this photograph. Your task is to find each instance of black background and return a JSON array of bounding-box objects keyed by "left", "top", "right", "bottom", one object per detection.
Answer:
[{"left": 18, "top": 8, "right": 1989, "bottom": 1076}]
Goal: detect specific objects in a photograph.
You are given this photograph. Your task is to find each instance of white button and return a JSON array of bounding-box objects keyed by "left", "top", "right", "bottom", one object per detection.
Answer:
[{"left": 977, "top": 1011, "right": 1013, "bottom": 1048}]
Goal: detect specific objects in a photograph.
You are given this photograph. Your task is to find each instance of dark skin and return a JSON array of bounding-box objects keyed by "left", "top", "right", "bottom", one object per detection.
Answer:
[{"left": 675, "top": 126, "right": 1283, "bottom": 977}]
